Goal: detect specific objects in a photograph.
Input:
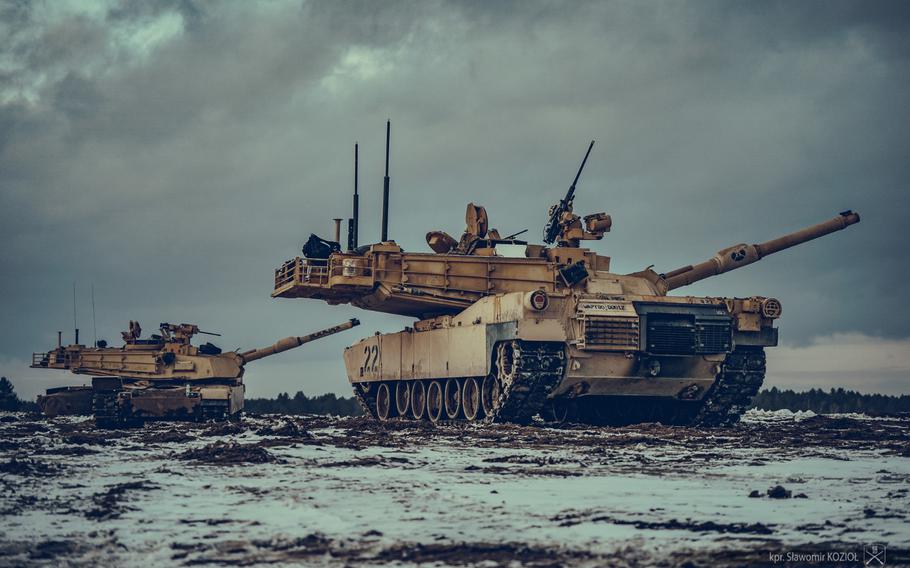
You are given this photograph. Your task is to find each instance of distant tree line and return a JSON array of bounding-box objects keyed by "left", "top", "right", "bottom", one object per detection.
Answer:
[
  {"left": 0, "top": 377, "right": 38, "bottom": 412},
  {"left": 3, "top": 377, "right": 908, "bottom": 417},
  {"left": 246, "top": 387, "right": 910, "bottom": 417},
  {"left": 244, "top": 391, "right": 363, "bottom": 416},
  {"left": 751, "top": 387, "right": 910, "bottom": 415}
]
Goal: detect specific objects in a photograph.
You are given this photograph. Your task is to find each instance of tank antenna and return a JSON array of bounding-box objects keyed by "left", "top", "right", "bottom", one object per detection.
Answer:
[
  {"left": 72, "top": 281, "right": 79, "bottom": 345},
  {"left": 381, "top": 120, "right": 391, "bottom": 242},
  {"left": 91, "top": 283, "right": 97, "bottom": 347},
  {"left": 352, "top": 142, "right": 359, "bottom": 249}
]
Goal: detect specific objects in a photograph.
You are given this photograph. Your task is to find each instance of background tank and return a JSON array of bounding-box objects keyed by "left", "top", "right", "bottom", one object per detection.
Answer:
[
  {"left": 37, "top": 386, "right": 94, "bottom": 417},
  {"left": 31, "top": 319, "right": 359, "bottom": 427},
  {"left": 272, "top": 133, "right": 860, "bottom": 426}
]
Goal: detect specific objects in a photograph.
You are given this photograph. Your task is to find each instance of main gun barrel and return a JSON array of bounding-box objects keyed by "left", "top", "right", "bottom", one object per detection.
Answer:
[
  {"left": 662, "top": 210, "right": 860, "bottom": 291},
  {"left": 240, "top": 319, "right": 360, "bottom": 363}
]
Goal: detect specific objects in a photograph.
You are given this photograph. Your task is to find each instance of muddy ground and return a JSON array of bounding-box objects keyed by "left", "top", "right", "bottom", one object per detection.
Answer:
[{"left": 0, "top": 410, "right": 908, "bottom": 567}]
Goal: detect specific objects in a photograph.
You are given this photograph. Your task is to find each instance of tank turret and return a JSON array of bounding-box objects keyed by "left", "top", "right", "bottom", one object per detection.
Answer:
[{"left": 31, "top": 319, "right": 359, "bottom": 426}]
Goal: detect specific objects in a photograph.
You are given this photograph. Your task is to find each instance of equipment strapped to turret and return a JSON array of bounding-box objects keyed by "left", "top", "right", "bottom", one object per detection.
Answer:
[{"left": 302, "top": 234, "right": 341, "bottom": 263}]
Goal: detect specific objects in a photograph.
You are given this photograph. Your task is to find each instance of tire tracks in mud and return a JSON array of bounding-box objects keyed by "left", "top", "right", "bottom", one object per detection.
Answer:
[{"left": 1, "top": 411, "right": 908, "bottom": 567}]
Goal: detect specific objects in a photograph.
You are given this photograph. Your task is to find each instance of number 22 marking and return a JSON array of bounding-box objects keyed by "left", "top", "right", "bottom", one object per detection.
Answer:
[{"left": 362, "top": 344, "right": 379, "bottom": 372}]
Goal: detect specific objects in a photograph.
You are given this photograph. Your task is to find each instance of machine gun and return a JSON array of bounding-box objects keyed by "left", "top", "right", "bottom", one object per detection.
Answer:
[
  {"left": 543, "top": 140, "right": 595, "bottom": 245},
  {"left": 158, "top": 323, "right": 221, "bottom": 344}
]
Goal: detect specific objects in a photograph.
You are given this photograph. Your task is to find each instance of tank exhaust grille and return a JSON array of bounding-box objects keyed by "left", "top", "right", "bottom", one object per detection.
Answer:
[
  {"left": 646, "top": 317, "right": 694, "bottom": 354},
  {"left": 696, "top": 321, "right": 732, "bottom": 353},
  {"left": 583, "top": 316, "right": 640, "bottom": 350},
  {"left": 645, "top": 314, "right": 731, "bottom": 355}
]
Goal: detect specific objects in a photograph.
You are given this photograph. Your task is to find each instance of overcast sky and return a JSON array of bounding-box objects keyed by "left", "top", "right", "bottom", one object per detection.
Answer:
[{"left": 2, "top": 0, "right": 908, "bottom": 400}]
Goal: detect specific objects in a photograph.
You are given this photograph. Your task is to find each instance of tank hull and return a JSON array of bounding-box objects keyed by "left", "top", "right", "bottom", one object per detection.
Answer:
[
  {"left": 37, "top": 386, "right": 94, "bottom": 417},
  {"left": 91, "top": 377, "right": 244, "bottom": 428},
  {"left": 36, "top": 379, "right": 243, "bottom": 425},
  {"left": 343, "top": 291, "right": 774, "bottom": 426}
]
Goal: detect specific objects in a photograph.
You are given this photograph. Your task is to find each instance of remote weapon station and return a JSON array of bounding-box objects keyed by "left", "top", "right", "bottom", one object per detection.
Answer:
[
  {"left": 32, "top": 319, "right": 359, "bottom": 426},
  {"left": 273, "top": 125, "right": 860, "bottom": 426}
]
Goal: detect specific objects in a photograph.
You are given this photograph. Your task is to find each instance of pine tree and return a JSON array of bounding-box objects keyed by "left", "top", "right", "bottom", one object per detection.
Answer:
[{"left": 0, "top": 377, "right": 21, "bottom": 411}]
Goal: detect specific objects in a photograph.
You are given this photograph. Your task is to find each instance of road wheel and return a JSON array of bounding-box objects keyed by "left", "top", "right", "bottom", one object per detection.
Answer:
[
  {"left": 481, "top": 374, "right": 500, "bottom": 416},
  {"left": 462, "top": 377, "right": 481, "bottom": 421},
  {"left": 410, "top": 381, "right": 426, "bottom": 420},
  {"left": 444, "top": 378, "right": 461, "bottom": 420},
  {"left": 376, "top": 383, "right": 392, "bottom": 421},
  {"left": 395, "top": 381, "right": 410, "bottom": 417},
  {"left": 426, "top": 381, "right": 443, "bottom": 423},
  {"left": 42, "top": 396, "right": 65, "bottom": 417}
]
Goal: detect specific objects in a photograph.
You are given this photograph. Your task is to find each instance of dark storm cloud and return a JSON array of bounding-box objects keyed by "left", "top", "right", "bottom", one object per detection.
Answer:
[{"left": 2, "top": 0, "right": 908, "bottom": 398}]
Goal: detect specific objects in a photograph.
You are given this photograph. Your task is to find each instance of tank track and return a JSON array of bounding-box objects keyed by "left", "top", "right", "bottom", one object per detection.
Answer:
[
  {"left": 488, "top": 341, "right": 566, "bottom": 424},
  {"left": 349, "top": 341, "right": 565, "bottom": 424},
  {"left": 351, "top": 346, "right": 757, "bottom": 426},
  {"left": 92, "top": 391, "right": 128, "bottom": 428},
  {"left": 691, "top": 346, "right": 766, "bottom": 427},
  {"left": 351, "top": 383, "right": 379, "bottom": 420},
  {"left": 198, "top": 403, "right": 230, "bottom": 422}
]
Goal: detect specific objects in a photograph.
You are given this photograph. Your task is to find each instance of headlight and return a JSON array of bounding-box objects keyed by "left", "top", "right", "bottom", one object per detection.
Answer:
[{"left": 527, "top": 289, "right": 550, "bottom": 311}]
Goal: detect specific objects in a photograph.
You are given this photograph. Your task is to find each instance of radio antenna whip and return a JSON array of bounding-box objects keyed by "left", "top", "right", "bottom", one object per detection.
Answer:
[
  {"left": 352, "top": 142, "right": 359, "bottom": 249},
  {"left": 381, "top": 120, "right": 391, "bottom": 242},
  {"left": 91, "top": 283, "right": 97, "bottom": 346},
  {"left": 72, "top": 281, "right": 79, "bottom": 345}
]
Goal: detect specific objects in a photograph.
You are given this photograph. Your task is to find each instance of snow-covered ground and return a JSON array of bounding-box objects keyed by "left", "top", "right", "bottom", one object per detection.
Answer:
[{"left": 1, "top": 410, "right": 908, "bottom": 566}]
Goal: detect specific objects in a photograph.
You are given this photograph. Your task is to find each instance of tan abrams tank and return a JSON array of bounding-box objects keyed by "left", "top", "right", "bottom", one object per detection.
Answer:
[
  {"left": 32, "top": 319, "right": 358, "bottom": 427},
  {"left": 273, "top": 138, "right": 860, "bottom": 426}
]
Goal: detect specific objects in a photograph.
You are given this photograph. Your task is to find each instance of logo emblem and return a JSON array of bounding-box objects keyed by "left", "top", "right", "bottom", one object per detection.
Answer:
[
  {"left": 529, "top": 290, "right": 549, "bottom": 311},
  {"left": 864, "top": 544, "right": 886, "bottom": 566}
]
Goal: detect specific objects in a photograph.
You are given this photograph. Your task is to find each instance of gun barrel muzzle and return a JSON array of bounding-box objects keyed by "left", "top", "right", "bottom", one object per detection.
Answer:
[
  {"left": 663, "top": 210, "right": 860, "bottom": 291},
  {"left": 756, "top": 210, "right": 860, "bottom": 257},
  {"left": 240, "top": 318, "right": 360, "bottom": 363}
]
